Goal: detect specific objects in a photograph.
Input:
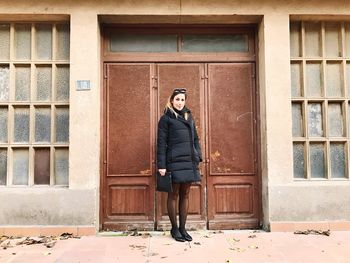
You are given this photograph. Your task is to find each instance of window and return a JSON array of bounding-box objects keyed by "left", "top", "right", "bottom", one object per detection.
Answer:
[
  {"left": 109, "top": 32, "right": 249, "bottom": 53},
  {"left": 291, "top": 21, "right": 350, "bottom": 179},
  {"left": 0, "top": 23, "right": 70, "bottom": 186}
]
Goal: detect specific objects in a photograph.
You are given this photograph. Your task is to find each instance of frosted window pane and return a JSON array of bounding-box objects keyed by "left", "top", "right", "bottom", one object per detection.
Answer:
[
  {"left": 0, "top": 107, "right": 8, "bottom": 143},
  {"left": 305, "top": 22, "right": 321, "bottom": 57},
  {"left": 325, "top": 23, "right": 341, "bottom": 57},
  {"left": 55, "top": 148, "right": 68, "bottom": 185},
  {"left": 306, "top": 63, "right": 322, "bottom": 97},
  {"left": 345, "top": 24, "right": 350, "bottom": 57},
  {"left": 290, "top": 22, "right": 301, "bottom": 57},
  {"left": 15, "top": 24, "right": 31, "bottom": 60},
  {"left": 310, "top": 143, "right": 326, "bottom": 178},
  {"left": 111, "top": 34, "right": 177, "bottom": 52},
  {"left": 328, "top": 103, "right": 344, "bottom": 137},
  {"left": 15, "top": 66, "right": 31, "bottom": 101},
  {"left": 56, "top": 66, "right": 69, "bottom": 101},
  {"left": 293, "top": 143, "right": 305, "bottom": 178},
  {"left": 346, "top": 63, "right": 350, "bottom": 96},
  {"left": 56, "top": 24, "right": 70, "bottom": 60},
  {"left": 330, "top": 143, "right": 346, "bottom": 178},
  {"left": 349, "top": 103, "right": 350, "bottom": 135},
  {"left": 326, "top": 63, "right": 342, "bottom": 97},
  {"left": 182, "top": 34, "right": 248, "bottom": 52},
  {"left": 291, "top": 62, "right": 302, "bottom": 97},
  {"left": 0, "top": 149, "right": 7, "bottom": 185},
  {"left": 308, "top": 103, "right": 323, "bottom": 137},
  {"left": 0, "top": 66, "right": 9, "bottom": 102},
  {"left": 56, "top": 107, "right": 69, "bottom": 143},
  {"left": 13, "top": 148, "right": 29, "bottom": 185},
  {"left": 0, "top": 24, "right": 10, "bottom": 60},
  {"left": 14, "top": 107, "right": 30, "bottom": 143},
  {"left": 34, "top": 148, "right": 50, "bottom": 185},
  {"left": 36, "top": 24, "right": 52, "bottom": 60},
  {"left": 36, "top": 66, "right": 52, "bottom": 101},
  {"left": 35, "top": 107, "right": 51, "bottom": 142},
  {"left": 292, "top": 103, "right": 303, "bottom": 137}
]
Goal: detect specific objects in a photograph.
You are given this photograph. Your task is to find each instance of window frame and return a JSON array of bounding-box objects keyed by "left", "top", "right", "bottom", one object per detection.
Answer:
[
  {"left": 291, "top": 20, "right": 350, "bottom": 180},
  {"left": 0, "top": 22, "right": 70, "bottom": 187}
]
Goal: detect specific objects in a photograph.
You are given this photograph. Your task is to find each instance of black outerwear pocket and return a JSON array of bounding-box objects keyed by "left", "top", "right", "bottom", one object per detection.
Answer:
[{"left": 156, "top": 171, "right": 173, "bottom": 192}]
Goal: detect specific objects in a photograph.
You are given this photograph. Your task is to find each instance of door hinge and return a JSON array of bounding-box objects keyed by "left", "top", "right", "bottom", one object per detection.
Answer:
[{"left": 152, "top": 76, "right": 158, "bottom": 89}]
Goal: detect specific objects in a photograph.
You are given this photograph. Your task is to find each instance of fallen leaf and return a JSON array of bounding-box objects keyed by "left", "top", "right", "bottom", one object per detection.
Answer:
[
  {"left": 294, "top": 229, "right": 330, "bottom": 236},
  {"left": 45, "top": 241, "right": 57, "bottom": 248},
  {"left": 44, "top": 252, "right": 51, "bottom": 256},
  {"left": 203, "top": 233, "right": 212, "bottom": 238},
  {"left": 0, "top": 236, "right": 9, "bottom": 243},
  {"left": 129, "top": 244, "right": 147, "bottom": 250},
  {"left": 230, "top": 247, "right": 246, "bottom": 252},
  {"left": 130, "top": 229, "right": 139, "bottom": 236},
  {"left": 248, "top": 245, "right": 259, "bottom": 249},
  {"left": 194, "top": 242, "right": 201, "bottom": 245},
  {"left": 227, "top": 237, "right": 240, "bottom": 247},
  {"left": 16, "top": 237, "right": 43, "bottom": 246},
  {"left": 1, "top": 240, "right": 12, "bottom": 249},
  {"left": 225, "top": 260, "right": 232, "bottom": 263},
  {"left": 248, "top": 234, "right": 257, "bottom": 238},
  {"left": 60, "top": 233, "right": 74, "bottom": 240}
]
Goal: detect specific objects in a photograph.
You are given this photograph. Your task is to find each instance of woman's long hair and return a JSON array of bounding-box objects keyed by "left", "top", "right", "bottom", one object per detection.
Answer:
[{"left": 165, "top": 96, "right": 189, "bottom": 120}]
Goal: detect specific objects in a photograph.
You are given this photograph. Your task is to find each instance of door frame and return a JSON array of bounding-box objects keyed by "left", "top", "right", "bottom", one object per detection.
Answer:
[{"left": 100, "top": 24, "right": 262, "bottom": 230}]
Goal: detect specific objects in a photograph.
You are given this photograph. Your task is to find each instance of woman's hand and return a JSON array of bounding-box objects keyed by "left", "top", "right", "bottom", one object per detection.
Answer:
[{"left": 158, "top": 169, "right": 166, "bottom": 176}]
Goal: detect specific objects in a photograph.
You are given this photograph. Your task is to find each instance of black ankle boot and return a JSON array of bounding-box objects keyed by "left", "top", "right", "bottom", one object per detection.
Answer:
[
  {"left": 171, "top": 227, "right": 186, "bottom": 242},
  {"left": 179, "top": 227, "right": 192, "bottom": 241}
]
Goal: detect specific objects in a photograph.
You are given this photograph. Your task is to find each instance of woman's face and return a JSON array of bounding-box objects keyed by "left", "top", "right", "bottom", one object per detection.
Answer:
[{"left": 172, "top": 94, "right": 186, "bottom": 111}]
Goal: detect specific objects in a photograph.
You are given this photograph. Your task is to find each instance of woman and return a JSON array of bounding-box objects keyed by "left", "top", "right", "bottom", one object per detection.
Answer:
[{"left": 157, "top": 88, "right": 202, "bottom": 242}]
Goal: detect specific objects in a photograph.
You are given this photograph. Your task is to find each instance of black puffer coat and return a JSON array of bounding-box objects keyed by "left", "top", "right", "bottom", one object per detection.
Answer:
[{"left": 157, "top": 107, "right": 202, "bottom": 183}]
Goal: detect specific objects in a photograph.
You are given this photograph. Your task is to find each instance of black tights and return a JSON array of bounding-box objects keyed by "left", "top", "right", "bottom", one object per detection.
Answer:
[{"left": 167, "top": 183, "right": 191, "bottom": 229}]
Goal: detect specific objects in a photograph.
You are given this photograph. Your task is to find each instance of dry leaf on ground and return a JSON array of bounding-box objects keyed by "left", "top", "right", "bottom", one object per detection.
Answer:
[
  {"left": 294, "top": 230, "right": 330, "bottom": 236},
  {"left": 248, "top": 245, "right": 259, "bottom": 249}
]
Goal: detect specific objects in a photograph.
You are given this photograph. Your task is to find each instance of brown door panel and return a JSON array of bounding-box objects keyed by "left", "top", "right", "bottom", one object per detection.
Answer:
[
  {"left": 103, "top": 64, "right": 155, "bottom": 230},
  {"left": 107, "top": 64, "right": 153, "bottom": 177},
  {"left": 207, "top": 63, "right": 259, "bottom": 229}
]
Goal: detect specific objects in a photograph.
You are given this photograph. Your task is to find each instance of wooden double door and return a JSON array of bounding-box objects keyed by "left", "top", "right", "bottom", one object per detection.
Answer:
[{"left": 102, "top": 63, "right": 260, "bottom": 230}]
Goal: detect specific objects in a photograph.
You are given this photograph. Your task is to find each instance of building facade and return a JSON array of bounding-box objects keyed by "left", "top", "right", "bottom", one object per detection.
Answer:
[{"left": 0, "top": 0, "right": 350, "bottom": 235}]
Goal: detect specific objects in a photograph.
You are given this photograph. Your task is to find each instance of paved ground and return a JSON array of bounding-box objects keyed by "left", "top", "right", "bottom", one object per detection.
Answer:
[{"left": 1, "top": 230, "right": 349, "bottom": 263}]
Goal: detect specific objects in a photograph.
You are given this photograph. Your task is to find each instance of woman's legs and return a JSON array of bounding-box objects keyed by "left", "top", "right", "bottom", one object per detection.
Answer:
[
  {"left": 178, "top": 183, "right": 193, "bottom": 241},
  {"left": 178, "top": 183, "right": 191, "bottom": 229},
  {"left": 167, "top": 183, "right": 180, "bottom": 229},
  {"left": 167, "top": 183, "right": 185, "bottom": 241},
  {"left": 167, "top": 182, "right": 192, "bottom": 241}
]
